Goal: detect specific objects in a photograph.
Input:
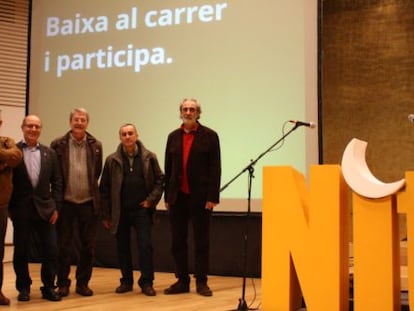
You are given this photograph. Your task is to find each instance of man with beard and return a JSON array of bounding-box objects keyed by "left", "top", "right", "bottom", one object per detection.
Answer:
[{"left": 163, "top": 98, "right": 221, "bottom": 297}]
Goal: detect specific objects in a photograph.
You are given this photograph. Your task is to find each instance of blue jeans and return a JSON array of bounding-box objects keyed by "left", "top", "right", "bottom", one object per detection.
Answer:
[{"left": 116, "top": 208, "right": 154, "bottom": 287}]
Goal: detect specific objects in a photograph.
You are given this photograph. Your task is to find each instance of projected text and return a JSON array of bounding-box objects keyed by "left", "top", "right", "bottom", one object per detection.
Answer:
[{"left": 43, "top": 3, "right": 228, "bottom": 78}]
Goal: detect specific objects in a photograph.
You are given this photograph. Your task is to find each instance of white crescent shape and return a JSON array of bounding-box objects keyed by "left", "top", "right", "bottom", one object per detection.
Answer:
[{"left": 341, "top": 138, "right": 405, "bottom": 199}]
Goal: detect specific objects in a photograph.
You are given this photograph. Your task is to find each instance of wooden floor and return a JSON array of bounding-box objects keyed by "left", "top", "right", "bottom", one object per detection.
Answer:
[{"left": 1, "top": 247, "right": 262, "bottom": 310}]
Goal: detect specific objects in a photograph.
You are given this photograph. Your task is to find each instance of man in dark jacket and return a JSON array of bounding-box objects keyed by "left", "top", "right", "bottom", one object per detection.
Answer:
[
  {"left": 50, "top": 108, "right": 102, "bottom": 297},
  {"left": 164, "top": 98, "right": 221, "bottom": 297},
  {"left": 9, "top": 115, "right": 62, "bottom": 302},
  {"left": 100, "top": 123, "right": 164, "bottom": 296}
]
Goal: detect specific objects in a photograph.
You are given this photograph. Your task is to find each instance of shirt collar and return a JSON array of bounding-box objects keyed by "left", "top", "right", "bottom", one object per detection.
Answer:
[
  {"left": 181, "top": 122, "right": 199, "bottom": 133},
  {"left": 22, "top": 140, "right": 40, "bottom": 149},
  {"left": 69, "top": 133, "right": 86, "bottom": 146},
  {"left": 122, "top": 142, "right": 139, "bottom": 158}
]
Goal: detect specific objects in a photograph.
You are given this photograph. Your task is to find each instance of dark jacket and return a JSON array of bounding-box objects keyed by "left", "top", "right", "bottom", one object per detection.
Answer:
[
  {"left": 99, "top": 141, "right": 164, "bottom": 235},
  {"left": 50, "top": 131, "right": 103, "bottom": 215},
  {"left": 9, "top": 142, "right": 62, "bottom": 222},
  {"left": 164, "top": 122, "right": 221, "bottom": 205}
]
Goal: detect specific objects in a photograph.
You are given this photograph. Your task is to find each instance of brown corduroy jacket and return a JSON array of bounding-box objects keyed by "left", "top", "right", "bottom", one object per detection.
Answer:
[{"left": 0, "top": 136, "right": 22, "bottom": 207}]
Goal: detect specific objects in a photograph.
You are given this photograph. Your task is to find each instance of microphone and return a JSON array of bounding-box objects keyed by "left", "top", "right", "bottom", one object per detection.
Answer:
[
  {"left": 408, "top": 114, "right": 414, "bottom": 123},
  {"left": 289, "top": 120, "right": 316, "bottom": 129}
]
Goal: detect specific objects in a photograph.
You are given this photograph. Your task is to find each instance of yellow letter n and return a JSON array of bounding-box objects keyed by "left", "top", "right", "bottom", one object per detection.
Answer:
[{"left": 262, "top": 165, "right": 349, "bottom": 310}]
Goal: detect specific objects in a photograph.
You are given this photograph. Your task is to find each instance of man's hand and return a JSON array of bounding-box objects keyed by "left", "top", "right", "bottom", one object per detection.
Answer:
[
  {"left": 205, "top": 201, "right": 216, "bottom": 210},
  {"left": 139, "top": 200, "right": 150, "bottom": 209},
  {"left": 49, "top": 210, "right": 58, "bottom": 224},
  {"left": 102, "top": 220, "right": 111, "bottom": 230}
]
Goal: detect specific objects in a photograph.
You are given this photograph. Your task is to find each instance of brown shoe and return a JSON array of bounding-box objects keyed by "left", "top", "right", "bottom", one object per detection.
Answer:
[
  {"left": 58, "top": 285, "right": 69, "bottom": 297},
  {"left": 0, "top": 291, "right": 10, "bottom": 305},
  {"left": 75, "top": 285, "right": 93, "bottom": 296},
  {"left": 164, "top": 281, "right": 189, "bottom": 295},
  {"left": 141, "top": 285, "right": 156, "bottom": 296},
  {"left": 196, "top": 283, "right": 213, "bottom": 297},
  {"left": 115, "top": 284, "right": 133, "bottom": 294}
]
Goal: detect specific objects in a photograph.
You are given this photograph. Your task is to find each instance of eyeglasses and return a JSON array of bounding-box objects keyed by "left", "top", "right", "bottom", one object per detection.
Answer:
[
  {"left": 24, "top": 124, "right": 42, "bottom": 129},
  {"left": 181, "top": 107, "right": 196, "bottom": 112},
  {"left": 120, "top": 131, "right": 135, "bottom": 137}
]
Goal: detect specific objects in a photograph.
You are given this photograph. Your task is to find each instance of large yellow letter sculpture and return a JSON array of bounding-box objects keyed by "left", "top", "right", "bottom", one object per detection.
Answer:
[
  {"left": 262, "top": 165, "right": 349, "bottom": 310},
  {"left": 352, "top": 194, "right": 400, "bottom": 311}
]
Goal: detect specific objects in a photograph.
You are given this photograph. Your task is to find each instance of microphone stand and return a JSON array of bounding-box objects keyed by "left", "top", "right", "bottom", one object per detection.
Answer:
[{"left": 221, "top": 123, "right": 302, "bottom": 311}]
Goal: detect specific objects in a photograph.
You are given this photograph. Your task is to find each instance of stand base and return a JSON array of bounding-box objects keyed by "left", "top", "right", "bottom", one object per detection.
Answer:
[{"left": 229, "top": 298, "right": 250, "bottom": 311}]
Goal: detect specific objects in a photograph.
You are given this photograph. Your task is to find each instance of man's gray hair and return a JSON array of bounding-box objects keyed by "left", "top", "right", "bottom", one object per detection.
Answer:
[{"left": 69, "top": 108, "right": 89, "bottom": 122}]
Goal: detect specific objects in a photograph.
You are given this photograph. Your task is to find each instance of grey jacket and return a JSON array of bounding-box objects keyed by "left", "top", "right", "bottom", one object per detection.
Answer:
[{"left": 99, "top": 141, "right": 164, "bottom": 235}]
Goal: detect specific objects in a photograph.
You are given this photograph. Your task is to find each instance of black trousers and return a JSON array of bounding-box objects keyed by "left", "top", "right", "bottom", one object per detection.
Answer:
[
  {"left": 168, "top": 192, "right": 211, "bottom": 284},
  {"left": 12, "top": 207, "right": 58, "bottom": 291},
  {"left": 57, "top": 200, "right": 97, "bottom": 287},
  {"left": 116, "top": 208, "right": 154, "bottom": 287}
]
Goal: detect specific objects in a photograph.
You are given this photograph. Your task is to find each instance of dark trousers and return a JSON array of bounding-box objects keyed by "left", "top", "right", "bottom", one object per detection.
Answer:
[
  {"left": 168, "top": 192, "right": 211, "bottom": 284},
  {"left": 12, "top": 208, "right": 58, "bottom": 291},
  {"left": 116, "top": 208, "right": 154, "bottom": 287},
  {"left": 0, "top": 207, "right": 7, "bottom": 290},
  {"left": 57, "top": 201, "right": 97, "bottom": 287}
]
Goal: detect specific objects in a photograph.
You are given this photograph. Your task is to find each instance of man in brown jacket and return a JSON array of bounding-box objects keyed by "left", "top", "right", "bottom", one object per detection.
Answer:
[{"left": 0, "top": 110, "right": 22, "bottom": 305}]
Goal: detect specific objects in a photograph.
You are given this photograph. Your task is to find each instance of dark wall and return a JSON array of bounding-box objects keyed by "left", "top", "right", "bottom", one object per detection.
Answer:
[
  {"left": 94, "top": 211, "right": 262, "bottom": 278},
  {"left": 322, "top": 0, "right": 414, "bottom": 182},
  {"left": 30, "top": 211, "right": 262, "bottom": 277}
]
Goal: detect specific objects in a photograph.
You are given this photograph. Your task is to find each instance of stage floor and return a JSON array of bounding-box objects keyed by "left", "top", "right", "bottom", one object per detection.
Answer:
[
  {"left": 2, "top": 247, "right": 262, "bottom": 311},
  {"left": 3, "top": 246, "right": 410, "bottom": 310}
]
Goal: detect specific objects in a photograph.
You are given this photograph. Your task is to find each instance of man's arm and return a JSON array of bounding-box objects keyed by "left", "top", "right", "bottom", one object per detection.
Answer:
[{"left": 0, "top": 137, "right": 22, "bottom": 171}]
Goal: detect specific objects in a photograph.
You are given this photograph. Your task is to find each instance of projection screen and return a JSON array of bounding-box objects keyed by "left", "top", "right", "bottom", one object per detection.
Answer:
[{"left": 29, "top": 0, "right": 319, "bottom": 212}]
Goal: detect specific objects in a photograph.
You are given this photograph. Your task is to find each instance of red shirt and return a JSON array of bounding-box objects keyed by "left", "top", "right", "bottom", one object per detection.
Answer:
[{"left": 181, "top": 123, "right": 199, "bottom": 193}]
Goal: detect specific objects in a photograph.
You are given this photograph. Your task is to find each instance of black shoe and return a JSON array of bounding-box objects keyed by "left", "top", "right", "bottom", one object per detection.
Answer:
[
  {"left": 141, "top": 284, "right": 156, "bottom": 296},
  {"left": 76, "top": 285, "right": 93, "bottom": 296},
  {"left": 57, "top": 285, "right": 70, "bottom": 297},
  {"left": 115, "top": 284, "right": 133, "bottom": 294},
  {"left": 196, "top": 283, "right": 213, "bottom": 297},
  {"left": 41, "top": 287, "right": 61, "bottom": 301},
  {"left": 164, "top": 281, "right": 189, "bottom": 295},
  {"left": 17, "top": 289, "right": 30, "bottom": 302}
]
